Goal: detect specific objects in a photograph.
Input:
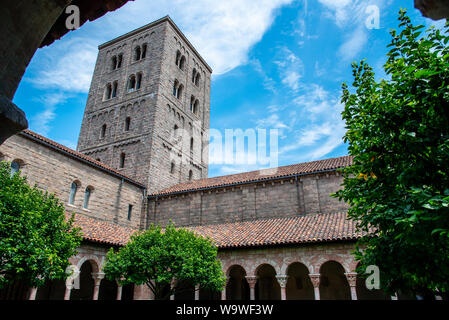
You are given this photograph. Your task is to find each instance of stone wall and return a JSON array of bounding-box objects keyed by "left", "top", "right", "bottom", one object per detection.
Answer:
[
  {"left": 0, "top": 133, "right": 144, "bottom": 229},
  {"left": 148, "top": 171, "right": 348, "bottom": 228}
]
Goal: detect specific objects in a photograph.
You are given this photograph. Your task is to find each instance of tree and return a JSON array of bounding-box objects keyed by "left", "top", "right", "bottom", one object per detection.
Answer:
[
  {"left": 103, "top": 222, "right": 226, "bottom": 300},
  {"left": 335, "top": 10, "right": 449, "bottom": 298},
  {"left": 0, "top": 161, "right": 82, "bottom": 292}
]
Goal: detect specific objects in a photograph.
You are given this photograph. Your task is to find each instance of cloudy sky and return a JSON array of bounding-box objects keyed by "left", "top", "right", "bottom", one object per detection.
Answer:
[{"left": 13, "top": 0, "right": 443, "bottom": 177}]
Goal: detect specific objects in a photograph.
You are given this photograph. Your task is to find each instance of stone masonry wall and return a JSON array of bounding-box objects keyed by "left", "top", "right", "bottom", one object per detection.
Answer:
[
  {"left": 0, "top": 134, "right": 144, "bottom": 229},
  {"left": 148, "top": 171, "right": 348, "bottom": 228}
]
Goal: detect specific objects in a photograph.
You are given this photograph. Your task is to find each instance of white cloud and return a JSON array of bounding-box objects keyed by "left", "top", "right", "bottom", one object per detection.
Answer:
[
  {"left": 274, "top": 47, "right": 304, "bottom": 92},
  {"left": 338, "top": 27, "right": 368, "bottom": 61},
  {"left": 31, "top": 93, "right": 68, "bottom": 136},
  {"left": 31, "top": 38, "right": 97, "bottom": 93}
]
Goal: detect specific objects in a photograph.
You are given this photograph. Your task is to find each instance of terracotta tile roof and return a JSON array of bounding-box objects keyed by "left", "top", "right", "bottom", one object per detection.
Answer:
[
  {"left": 68, "top": 211, "right": 366, "bottom": 248},
  {"left": 152, "top": 156, "right": 354, "bottom": 196},
  {"left": 70, "top": 213, "right": 136, "bottom": 246},
  {"left": 186, "top": 211, "right": 366, "bottom": 249},
  {"left": 20, "top": 129, "right": 144, "bottom": 188}
]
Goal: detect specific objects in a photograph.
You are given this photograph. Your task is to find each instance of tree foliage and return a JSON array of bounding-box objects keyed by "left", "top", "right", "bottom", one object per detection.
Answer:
[
  {"left": 103, "top": 222, "right": 225, "bottom": 300},
  {"left": 335, "top": 10, "right": 449, "bottom": 297},
  {"left": 0, "top": 161, "right": 82, "bottom": 289}
]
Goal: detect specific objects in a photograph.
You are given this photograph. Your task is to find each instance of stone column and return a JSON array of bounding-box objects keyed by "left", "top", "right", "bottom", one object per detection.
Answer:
[
  {"left": 28, "top": 287, "right": 38, "bottom": 300},
  {"left": 64, "top": 283, "right": 73, "bottom": 300},
  {"left": 276, "top": 275, "right": 289, "bottom": 300},
  {"left": 195, "top": 285, "right": 200, "bottom": 300},
  {"left": 345, "top": 272, "right": 358, "bottom": 300},
  {"left": 92, "top": 272, "right": 105, "bottom": 300},
  {"left": 245, "top": 276, "right": 258, "bottom": 301},
  {"left": 170, "top": 278, "right": 176, "bottom": 300},
  {"left": 309, "top": 273, "right": 321, "bottom": 300},
  {"left": 64, "top": 269, "right": 79, "bottom": 301}
]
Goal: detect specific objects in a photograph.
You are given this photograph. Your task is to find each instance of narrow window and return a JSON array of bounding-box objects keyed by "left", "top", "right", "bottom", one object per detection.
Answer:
[
  {"left": 190, "top": 96, "right": 195, "bottom": 112},
  {"left": 173, "top": 80, "right": 179, "bottom": 97},
  {"left": 128, "top": 75, "right": 136, "bottom": 92},
  {"left": 112, "top": 56, "right": 117, "bottom": 70},
  {"left": 177, "top": 84, "right": 183, "bottom": 100},
  {"left": 69, "top": 182, "right": 78, "bottom": 205},
  {"left": 83, "top": 187, "right": 92, "bottom": 209},
  {"left": 125, "top": 117, "right": 131, "bottom": 131},
  {"left": 120, "top": 153, "right": 126, "bottom": 168},
  {"left": 105, "top": 83, "right": 112, "bottom": 100},
  {"left": 179, "top": 56, "right": 186, "bottom": 70},
  {"left": 170, "top": 162, "right": 175, "bottom": 174},
  {"left": 101, "top": 124, "right": 107, "bottom": 139},
  {"left": 135, "top": 46, "right": 141, "bottom": 61},
  {"left": 190, "top": 137, "right": 194, "bottom": 151},
  {"left": 175, "top": 51, "right": 181, "bottom": 66},
  {"left": 192, "top": 69, "right": 197, "bottom": 83},
  {"left": 127, "top": 204, "right": 133, "bottom": 221},
  {"left": 112, "top": 81, "right": 118, "bottom": 98},
  {"left": 136, "top": 73, "right": 142, "bottom": 90},
  {"left": 195, "top": 73, "right": 200, "bottom": 86},
  {"left": 189, "top": 170, "right": 193, "bottom": 181},
  {"left": 193, "top": 100, "right": 199, "bottom": 114},
  {"left": 117, "top": 54, "right": 123, "bottom": 69},
  {"left": 10, "top": 161, "right": 20, "bottom": 177},
  {"left": 141, "top": 44, "right": 147, "bottom": 59}
]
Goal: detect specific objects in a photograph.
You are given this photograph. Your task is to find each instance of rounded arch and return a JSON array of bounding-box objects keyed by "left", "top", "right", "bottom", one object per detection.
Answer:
[
  {"left": 255, "top": 264, "right": 281, "bottom": 300},
  {"left": 226, "top": 265, "right": 249, "bottom": 300},
  {"left": 319, "top": 260, "right": 351, "bottom": 300},
  {"left": 76, "top": 255, "right": 101, "bottom": 273},
  {"left": 314, "top": 255, "right": 349, "bottom": 275},
  {"left": 286, "top": 262, "right": 314, "bottom": 300}
]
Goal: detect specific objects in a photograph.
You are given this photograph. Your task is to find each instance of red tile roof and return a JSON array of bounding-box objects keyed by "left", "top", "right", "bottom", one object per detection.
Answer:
[
  {"left": 152, "top": 156, "right": 353, "bottom": 196},
  {"left": 20, "top": 129, "right": 144, "bottom": 188},
  {"left": 71, "top": 213, "right": 136, "bottom": 246},
  {"left": 187, "top": 211, "right": 365, "bottom": 249}
]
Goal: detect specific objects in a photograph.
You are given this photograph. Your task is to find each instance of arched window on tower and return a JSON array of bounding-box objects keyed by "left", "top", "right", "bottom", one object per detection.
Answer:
[
  {"left": 119, "top": 153, "right": 126, "bottom": 169},
  {"left": 125, "top": 117, "right": 131, "bottom": 131},
  {"left": 195, "top": 73, "right": 200, "bottom": 86},
  {"left": 177, "top": 84, "right": 183, "bottom": 100},
  {"left": 192, "top": 69, "right": 197, "bottom": 83},
  {"left": 141, "top": 44, "right": 147, "bottom": 59},
  {"left": 173, "top": 80, "right": 179, "bottom": 97},
  {"left": 136, "top": 73, "right": 142, "bottom": 90},
  {"left": 188, "top": 170, "right": 193, "bottom": 181},
  {"left": 83, "top": 186, "right": 93, "bottom": 209},
  {"left": 69, "top": 181, "right": 78, "bottom": 205},
  {"left": 117, "top": 54, "right": 123, "bottom": 68},
  {"left": 190, "top": 95, "right": 195, "bottom": 112},
  {"left": 179, "top": 56, "right": 186, "bottom": 70},
  {"left": 128, "top": 75, "right": 136, "bottom": 92},
  {"left": 175, "top": 50, "right": 181, "bottom": 66},
  {"left": 170, "top": 162, "right": 175, "bottom": 174},
  {"left": 112, "top": 81, "right": 118, "bottom": 98},
  {"left": 134, "top": 46, "right": 142, "bottom": 61},
  {"left": 105, "top": 83, "right": 112, "bottom": 100},
  {"left": 111, "top": 56, "right": 117, "bottom": 70},
  {"left": 193, "top": 100, "right": 199, "bottom": 115},
  {"left": 100, "top": 124, "right": 107, "bottom": 139},
  {"left": 190, "top": 137, "right": 194, "bottom": 152}
]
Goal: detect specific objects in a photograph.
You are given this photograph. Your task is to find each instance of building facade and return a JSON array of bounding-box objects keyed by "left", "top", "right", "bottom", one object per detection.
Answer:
[{"left": 0, "top": 16, "right": 401, "bottom": 301}]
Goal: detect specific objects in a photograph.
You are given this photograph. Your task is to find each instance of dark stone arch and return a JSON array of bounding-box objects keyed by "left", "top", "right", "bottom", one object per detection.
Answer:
[
  {"left": 99, "top": 278, "right": 117, "bottom": 300},
  {"left": 226, "top": 265, "right": 250, "bottom": 300},
  {"left": 70, "top": 260, "right": 95, "bottom": 300},
  {"left": 255, "top": 264, "right": 281, "bottom": 300},
  {"left": 319, "top": 261, "right": 351, "bottom": 300},
  {"left": 286, "top": 262, "right": 314, "bottom": 300}
]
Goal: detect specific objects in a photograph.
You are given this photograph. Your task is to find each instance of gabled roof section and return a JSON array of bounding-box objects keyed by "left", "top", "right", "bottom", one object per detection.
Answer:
[
  {"left": 20, "top": 130, "right": 145, "bottom": 188},
  {"left": 151, "top": 155, "right": 353, "bottom": 196},
  {"left": 187, "top": 211, "right": 366, "bottom": 249}
]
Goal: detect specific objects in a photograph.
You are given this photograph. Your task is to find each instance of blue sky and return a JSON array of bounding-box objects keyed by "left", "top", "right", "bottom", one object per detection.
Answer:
[{"left": 13, "top": 0, "right": 444, "bottom": 178}]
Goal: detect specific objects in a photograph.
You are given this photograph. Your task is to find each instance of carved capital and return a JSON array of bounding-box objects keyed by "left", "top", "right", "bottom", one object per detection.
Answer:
[
  {"left": 245, "top": 276, "right": 258, "bottom": 288},
  {"left": 276, "top": 275, "right": 289, "bottom": 288},
  {"left": 345, "top": 272, "right": 358, "bottom": 287},
  {"left": 308, "top": 273, "right": 321, "bottom": 288}
]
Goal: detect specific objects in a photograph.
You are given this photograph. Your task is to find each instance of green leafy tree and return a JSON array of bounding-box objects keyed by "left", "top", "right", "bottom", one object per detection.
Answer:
[
  {"left": 103, "top": 222, "right": 225, "bottom": 300},
  {"left": 0, "top": 161, "right": 82, "bottom": 290},
  {"left": 335, "top": 10, "right": 449, "bottom": 298}
]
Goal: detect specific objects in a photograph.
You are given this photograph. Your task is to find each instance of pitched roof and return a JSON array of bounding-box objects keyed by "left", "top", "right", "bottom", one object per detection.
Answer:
[
  {"left": 71, "top": 213, "right": 136, "bottom": 246},
  {"left": 20, "top": 130, "right": 144, "bottom": 188},
  {"left": 152, "top": 155, "right": 353, "bottom": 196},
  {"left": 187, "top": 211, "right": 366, "bottom": 249}
]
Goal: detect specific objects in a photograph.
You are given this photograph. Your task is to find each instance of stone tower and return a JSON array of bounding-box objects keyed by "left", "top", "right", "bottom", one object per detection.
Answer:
[{"left": 77, "top": 16, "right": 212, "bottom": 193}]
